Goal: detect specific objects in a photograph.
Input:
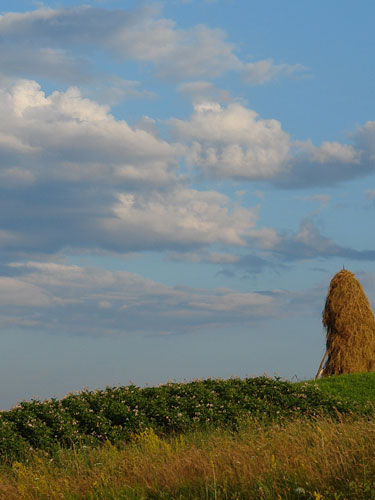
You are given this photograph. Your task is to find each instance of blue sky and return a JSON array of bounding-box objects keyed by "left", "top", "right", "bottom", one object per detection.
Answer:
[{"left": 0, "top": 0, "right": 375, "bottom": 409}]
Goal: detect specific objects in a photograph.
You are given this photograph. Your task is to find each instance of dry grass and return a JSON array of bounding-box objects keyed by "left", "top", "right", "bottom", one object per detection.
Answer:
[
  {"left": 321, "top": 269, "right": 375, "bottom": 376},
  {"left": 1, "top": 417, "right": 375, "bottom": 499}
]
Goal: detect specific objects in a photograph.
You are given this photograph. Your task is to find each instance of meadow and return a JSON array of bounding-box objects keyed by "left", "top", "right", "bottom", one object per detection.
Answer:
[{"left": 0, "top": 373, "right": 374, "bottom": 499}]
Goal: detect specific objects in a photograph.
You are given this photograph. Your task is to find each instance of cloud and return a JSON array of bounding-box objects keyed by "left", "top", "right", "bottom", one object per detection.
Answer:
[
  {"left": 169, "top": 102, "right": 291, "bottom": 180},
  {"left": 0, "top": 79, "right": 262, "bottom": 257},
  {"left": 0, "top": 46, "right": 91, "bottom": 84},
  {"left": 0, "top": 276, "right": 52, "bottom": 307},
  {"left": 0, "top": 6, "right": 241, "bottom": 82},
  {"left": 0, "top": 6, "right": 303, "bottom": 85},
  {"left": 210, "top": 218, "right": 375, "bottom": 278},
  {"left": 4, "top": 260, "right": 374, "bottom": 338},
  {"left": 296, "top": 194, "right": 330, "bottom": 206},
  {"left": 265, "top": 219, "right": 375, "bottom": 262},
  {"left": 89, "top": 76, "right": 155, "bottom": 106},
  {"left": 1, "top": 261, "right": 282, "bottom": 335},
  {"left": 178, "top": 81, "right": 234, "bottom": 105},
  {"left": 170, "top": 99, "right": 375, "bottom": 186},
  {"left": 275, "top": 129, "right": 375, "bottom": 188},
  {"left": 0, "top": 79, "right": 177, "bottom": 189},
  {"left": 242, "top": 59, "right": 306, "bottom": 85},
  {"left": 100, "top": 188, "right": 258, "bottom": 251},
  {"left": 295, "top": 194, "right": 330, "bottom": 212},
  {"left": 112, "top": 20, "right": 241, "bottom": 80}
]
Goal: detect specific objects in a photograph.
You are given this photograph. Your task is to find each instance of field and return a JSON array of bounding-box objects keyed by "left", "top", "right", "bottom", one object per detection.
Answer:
[{"left": 0, "top": 373, "right": 374, "bottom": 499}]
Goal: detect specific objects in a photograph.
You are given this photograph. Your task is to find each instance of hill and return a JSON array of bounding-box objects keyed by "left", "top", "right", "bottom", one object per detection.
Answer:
[{"left": 0, "top": 375, "right": 359, "bottom": 462}]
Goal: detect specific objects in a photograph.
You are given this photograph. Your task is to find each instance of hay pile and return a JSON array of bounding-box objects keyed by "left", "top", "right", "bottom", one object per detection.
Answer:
[{"left": 318, "top": 269, "right": 375, "bottom": 377}]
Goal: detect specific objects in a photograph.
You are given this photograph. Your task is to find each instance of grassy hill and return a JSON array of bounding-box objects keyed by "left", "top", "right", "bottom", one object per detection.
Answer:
[
  {"left": 0, "top": 374, "right": 368, "bottom": 463},
  {"left": 0, "top": 373, "right": 375, "bottom": 499},
  {"left": 314, "top": 371, "right": 375, "bottom": 408}
]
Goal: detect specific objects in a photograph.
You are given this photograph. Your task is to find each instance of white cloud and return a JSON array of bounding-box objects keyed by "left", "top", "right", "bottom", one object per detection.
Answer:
[
  {"left": 170, "top": 102, "right": 375, "bottom": 186},
  {"left": 0, "top": 6, "right": 303, "bottom": 85},
  {"left": 90, "top": 76, "right": 155, "bottom": 105},
  {"left": 0, "top": 6, "right": 241, "bottom": 82},
  {"left": 274, "top": 125, "right": 375, "bottom": 188},
  {"left": 0, "top": 276, "right": 52, "bottom": 307},
  {"left": 299, "top": 140, "right": 360, "bottom": 164},
  {"left": 112, "top": 19, "right": 241, "bottom": 80},
  {"left": 102, "top": 187, "right": 257, "bottom": 249},
  {"left": 169, "top": 102, "right": 290, "bottom": 180},
  {"left": 2, "top": 261, "right": 281, "bottom": 336},
  {"left": 266, "top": 219, "right": 375, "bottom": 262},
  {"left": 248, "top": 228, "right": 281, "bottom": 249},
  {"left": 178, "top": 81, "right": 234, "bottom": 105},
  {"left": 242, "top": 59, "right": 306, "bottom": 85},
  {"left": 0, "top": 79, "right": 265, "bottom": 256},
  {"left": 353, "top": 121, "right": 375, "bottom": 162},
  {"left": 0, "top": 79, "right": 178, "bottom": 188},
  {"left": 295, "top": 194, "right": 330, "bottom": 210}
]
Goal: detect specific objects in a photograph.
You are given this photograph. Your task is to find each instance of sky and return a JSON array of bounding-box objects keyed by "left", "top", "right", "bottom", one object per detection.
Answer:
[{"left": 0, "top": 0, "right": 375, "bottom": 409}]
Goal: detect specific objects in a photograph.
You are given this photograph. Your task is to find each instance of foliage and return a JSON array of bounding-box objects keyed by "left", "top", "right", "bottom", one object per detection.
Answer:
[{"left": 0, "top": 376, "right": 358, "bottom": 462}]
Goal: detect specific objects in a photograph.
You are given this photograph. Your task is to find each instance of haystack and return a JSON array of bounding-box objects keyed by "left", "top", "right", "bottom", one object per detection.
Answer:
[{"left": 316, "top": 269, "right": 375, "bottom": 378}]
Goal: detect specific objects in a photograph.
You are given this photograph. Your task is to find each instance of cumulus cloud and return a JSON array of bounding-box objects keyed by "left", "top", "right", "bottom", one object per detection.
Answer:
[
  {"left": 0, "top": 79, "right": 263, "bottom": 257},
  {"left": 275, "top": 130, "right": 375, "bottom": 188},
  {"left": 1, "top": 261, "right": 282, "bottom": 335},
  {"left": 102, "top": 188, "right": 257, "bottom": 250},
  {"left": 169, "top": 102, "right": 291, "bottom": 180},
  {"left": 0, "top": 79, "right": 178, "bottom": 188},
  {"left": 171, "top": 100, "right": 375, "bottom": 186},
  {"left": 293, "top": 139, "right": 360, "bottom": 166}
]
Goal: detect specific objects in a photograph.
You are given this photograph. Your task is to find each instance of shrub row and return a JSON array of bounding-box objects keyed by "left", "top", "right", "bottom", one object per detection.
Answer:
[{"left": 0, "top": 377, "right": 359, "bottom": 462}]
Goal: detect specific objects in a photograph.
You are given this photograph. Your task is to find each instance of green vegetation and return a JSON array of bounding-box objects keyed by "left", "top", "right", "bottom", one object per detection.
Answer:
[
  {"left": 314, "top": 372, "right": 375, "bottom": 409},
  {"left": 0, "top": 376, "right": 358, "bottom": 463},
  {"left": 1, "top": 416, "right": 375, "bottom": 499},
  {"left": 0, "top": 373, "right": 375, "bottom": 499}
]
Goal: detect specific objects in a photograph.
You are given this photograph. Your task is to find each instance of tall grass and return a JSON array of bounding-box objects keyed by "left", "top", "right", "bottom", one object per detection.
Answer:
[{"left": 1, "top": 416, "right": 375, "bottom": 499}]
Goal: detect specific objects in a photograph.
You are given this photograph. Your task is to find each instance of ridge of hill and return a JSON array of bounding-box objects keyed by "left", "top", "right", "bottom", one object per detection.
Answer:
[{"left": 0, "top": 374, "right": 367, "bottom": 462}]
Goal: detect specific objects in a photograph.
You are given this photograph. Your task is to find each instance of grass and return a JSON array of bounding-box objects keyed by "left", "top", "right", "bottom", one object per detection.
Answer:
[
  {"left": 1, "top": 417, "right": 375, "bottom": 499},
  {"left": 314, "top": 372, "right": 375, "bottom": 409},
  {"left": 0, "top": 372, "right": 375, "bottom": 499}
]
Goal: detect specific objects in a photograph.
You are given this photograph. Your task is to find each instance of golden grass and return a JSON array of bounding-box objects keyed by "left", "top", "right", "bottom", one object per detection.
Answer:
[
  {"left": 1, "top": 417, "right": 375, "bottom": 499},
  {"left": 321, "top": 269, "right": 375, "bottom": 376}
]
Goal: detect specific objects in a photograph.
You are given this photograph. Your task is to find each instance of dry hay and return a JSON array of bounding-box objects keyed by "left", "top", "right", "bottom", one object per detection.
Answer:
[{"left": 319, "top": 269, "right": 375, "bottom": 377}]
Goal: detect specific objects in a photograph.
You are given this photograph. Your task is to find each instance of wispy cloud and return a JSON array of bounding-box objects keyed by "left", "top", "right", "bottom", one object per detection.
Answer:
[
  {"left": 1, "top": 261, "right": 283, "bottom": 336},
  {"left": 0, "top": 5, "right": 303, "bottom": 85},
  {"left": 242, "top": 59, "right": 306, "bottom": 85}
]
